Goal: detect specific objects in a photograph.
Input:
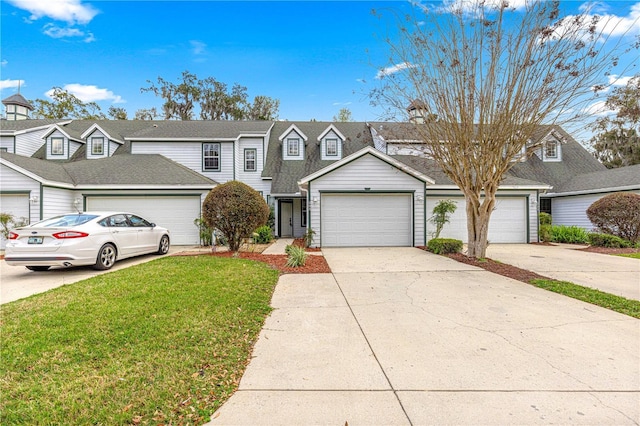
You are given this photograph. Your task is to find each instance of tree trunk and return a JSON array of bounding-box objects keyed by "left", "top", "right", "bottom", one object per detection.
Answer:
[{"left": 465, "top": 192, "right": 496, "bottom": 259}]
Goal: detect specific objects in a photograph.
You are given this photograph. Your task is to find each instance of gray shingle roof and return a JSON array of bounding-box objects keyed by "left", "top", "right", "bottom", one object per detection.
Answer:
[
  {"left": 263, "top": 121, "right": 374, "bottom": 194},
  {"left": 0, "top": 119, "right": 62, "bottom": 132},
  {"left": 392, "top": 155, "right": 548, "bottom": 187},
  {"left": 1, "top": 151, "right": 216, "bottom": 187},
  {"left": 126, "top": 120, "right": 273, "bottom": 140},
  {"left": 550, "top": 164, "right": 640, "bottom": 194},
  {"left": 2, "top": 93, "right": 33, "bottom": 109}
]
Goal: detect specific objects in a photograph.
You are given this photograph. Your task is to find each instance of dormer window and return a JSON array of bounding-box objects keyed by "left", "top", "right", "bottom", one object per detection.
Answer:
[
  {"left": 326, "top": 139, "right": 338, "bottom": 156},
  {"left": 287, "top": 138, "right": 300, "bottom": 156},
  {"left": 545, "top": 141, "right": 557, "bottom": 158},
  {"left": 91, "top": 137, "right": 104, "bottom": 155},
  {"left": 51, "top": 137, "right": 64, "bottom": 155}
]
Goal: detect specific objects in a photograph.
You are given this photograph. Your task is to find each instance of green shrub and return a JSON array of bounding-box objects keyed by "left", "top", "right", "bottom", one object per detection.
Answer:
[
  {"left": 429, "top": 200, "right": 458, "bottom": 239},
  {"left": 539, "top": 212, "right": 552, "bottom": 226},
  {"left": 253, "top": 225, "right": 273, "bottom": 244},
  {"left": 193, "top": 217, "right": 215, "bottom": 246},
  {"left": 588, "top": 232, "right": 632, "bottom": 248},
  {"left": 202, "top": 181, "right": 270, "bottom": 252},
  {"left": 303, "top": 228, "right": 316, "bottom": 248},
  {"left": 285, "top": 245, "right": 307, "bottom": 267},
  {"left": 539, "top": 224, "right": 552, "bottom": 242},
  {"left": 550, "top": 225, "right": 589, "bottom": 244},
  {"left": 427, "top": 238, "right": 463, "bottom": 254},
  {"left": 586, "top": 192, "right": 640, "bottom": 243}
]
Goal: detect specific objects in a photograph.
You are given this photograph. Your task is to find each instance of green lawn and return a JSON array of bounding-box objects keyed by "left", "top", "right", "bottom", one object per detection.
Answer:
[
  {"left": 530, "top": 279, "right": 640, "bottom": 319},
  {"left": 616, "top": 252, "right": 640, "bottom": 259},
  {"left": 1, "top": 256, "right": 280, "bottom": 425}
]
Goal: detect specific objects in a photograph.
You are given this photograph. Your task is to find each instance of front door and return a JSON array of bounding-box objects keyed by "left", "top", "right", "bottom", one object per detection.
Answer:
[{"left": 280, "top": 202, "right": 293, "bottom": 237}]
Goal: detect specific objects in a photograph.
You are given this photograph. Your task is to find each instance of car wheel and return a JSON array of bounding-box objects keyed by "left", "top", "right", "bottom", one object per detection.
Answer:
[
  {"left": 94, "top": 243, "right": 116, "bottom": 270},
  {"left": 26, "top": 266, "right": 50, "bottom": 271},
  {"left": 157, "top": 235, "right": 170, "bottom": 255}
]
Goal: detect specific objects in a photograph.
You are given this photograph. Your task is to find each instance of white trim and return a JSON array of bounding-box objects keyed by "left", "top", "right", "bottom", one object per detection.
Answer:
[
  {"left": 0, "top": 120, "right": 72, "bottom": 136},
  {"left": 80, "top": 123, "right": 124, "bottom": 144},
  {"left": 317, "top": 124, "right": 345, "bottom": 141},
  {"left": 42, "top": 124, "right": 84, "bottom": 144},
  {"left": 298, "top": 146, "right": 435, "bottom": 186},
  {"left": 278, "top": 124, "right": 308, "bottom": 142},
  {"left": 544, "top": 185, "right": 640, "bottom": 198}
]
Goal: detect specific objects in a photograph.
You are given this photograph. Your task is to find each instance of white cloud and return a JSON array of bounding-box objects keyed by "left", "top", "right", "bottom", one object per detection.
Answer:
[
  {"left": 554, "top": 2, "right": 640, "bottom": 41},
  {"left": 190, "top": 40, "right": 207, "bottom": 55},
  {"left": 7, "top": 0, "right": 98, "bottom": 25},
  {"left": 444, "top": 0, "right": 529, "bottom": 12},
  {"left": 585, "top": 100, "right": 613, "bottom": 116},
  {"left": 0, "top": 79, "right": 24, "bottom": 91},
  {"left": 43, "top": 24, "right": 95, "bottom": 42},
  {"left": 375, "top": 62, "right": 415, "bottom": 79},
  {"left": 1, "top": 60, "right": 8, "bottom": 67},
  {"left": 48, "top": 84, "right": 124, "bottom": 104}
]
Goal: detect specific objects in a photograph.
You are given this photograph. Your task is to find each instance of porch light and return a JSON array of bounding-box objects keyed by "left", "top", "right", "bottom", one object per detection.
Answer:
[
  {"left": 312, "top": 196, "right": 319, "bottom": 204},
  {"left": 29, "top": 195, "right": 38, "bottom": 204}
]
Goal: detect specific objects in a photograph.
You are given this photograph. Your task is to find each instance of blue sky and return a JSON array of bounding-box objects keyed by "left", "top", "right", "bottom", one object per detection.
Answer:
[{"left": 1, "top": 0, "right": 639, "bottom": 134}]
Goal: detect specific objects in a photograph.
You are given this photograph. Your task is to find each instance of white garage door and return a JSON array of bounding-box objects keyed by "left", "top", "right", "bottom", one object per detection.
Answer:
[
  {"left": 86, "top": 195, "right": 201, "bottom": 245},
  {"left": 321, "top": 193, "right": 412, "bottom": 247},
  {"left": 0, "top": 194, "right": 30, "bottom": 249},
  {"left": 426, "top": 197, "right": 527, "bottom": 243}
]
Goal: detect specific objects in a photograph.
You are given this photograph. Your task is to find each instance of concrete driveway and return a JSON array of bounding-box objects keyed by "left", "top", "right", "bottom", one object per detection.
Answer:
[
  {"left": 487, "top": 244, "right": 640, "bottom": 301},
  {"left": 209, "top": 247, "right": 639, "bottom": 425},
  {"left": 0, "top": 246, "right": 194, "bottom": 304}
]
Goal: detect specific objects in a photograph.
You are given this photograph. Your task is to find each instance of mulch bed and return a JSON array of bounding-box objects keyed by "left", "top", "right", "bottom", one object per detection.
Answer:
[
  {"left": 292, "top": 238, "right": 322, "bottom": 252},
  {"left": 178, "top": 251, "right": 332, "bottom": 274},
  {"left": 577, "top": 246, "right": 640, "bottom": 255},
  {"left": 446, "top": 252, "right": 550, "bottom": 284}
]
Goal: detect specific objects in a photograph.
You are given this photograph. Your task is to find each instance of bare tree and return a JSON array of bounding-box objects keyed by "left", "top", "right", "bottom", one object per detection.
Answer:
[
  {"left": 107, "top": 106, "right": 128, "bottom": 120},
  {"left": 134, "top": 107, "right": 159, "bottom": 120},
  {"left": 372, "top": 0, "right": 636, "bottom": 258},
  {"left": 245, "top": 95, "right": 280, "bottom": 120}
]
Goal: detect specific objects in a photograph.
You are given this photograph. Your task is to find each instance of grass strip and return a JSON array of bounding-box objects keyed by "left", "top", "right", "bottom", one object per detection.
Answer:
[
  {"left": 615, "top": 252, "right": 640, "bottom": 259},
  {"left": 1, "top": 256, "right": 280, "bottom": 425},
  {"left": 530, "top": 279, "right": 640, "bottom": 319}
]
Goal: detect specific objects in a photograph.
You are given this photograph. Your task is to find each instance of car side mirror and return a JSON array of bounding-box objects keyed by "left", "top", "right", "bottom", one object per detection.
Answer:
[{"left": 150, "top": 223, "right": 156, "bottom": 228}]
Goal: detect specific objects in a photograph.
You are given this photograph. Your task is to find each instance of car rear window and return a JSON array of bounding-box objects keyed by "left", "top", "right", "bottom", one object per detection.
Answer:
[{"left": 34, "top": 214, "right": 99, "bottom": 227}]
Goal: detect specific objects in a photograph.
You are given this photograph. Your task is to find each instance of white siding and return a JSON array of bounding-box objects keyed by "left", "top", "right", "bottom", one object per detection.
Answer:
[
  {"left": 69, "top": 140, "right": 82, "bottom": 158},
  {"left": 282, "top": 130, "right": 305, "bottom": 161},
  {"left": 86, "top": 129, "right": 109, "bottom": 159},
  {"left": 320, "top": 130, "right": 343, "bottom": 160},
  {"left": 15, "top": 128, "right": 49, "bottom": 157},
  {"left": 42, "top": 186, "right": 78, "bottom": 218},
  {"left": 0, "top": 164, "right": 40, "bottom": 223},
  {"left": 46, "top": 129, "right": 69, "bottom": 160},
  {"left": 131, "top": 141, "right": 234, "bottom": 183},
  {"left": 308, "top": 154, "right": 425, "bottom": 247},
  {"left": 109, "top": 140, "right": 120, "bottom": 156},
  {"left": 550, "top": 190, "right": 640, "bottom": 230},
  {"left": 1, "top": 136, "right": 14, "bottom": 153},
  {"left": 235, "top": 137, "right": 270, "bottom": 196}
]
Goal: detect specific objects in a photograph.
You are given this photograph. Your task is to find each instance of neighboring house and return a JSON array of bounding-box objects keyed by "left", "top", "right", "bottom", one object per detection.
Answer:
[{"left": 2, "top": 94, "right": 639, "bottom": 248}]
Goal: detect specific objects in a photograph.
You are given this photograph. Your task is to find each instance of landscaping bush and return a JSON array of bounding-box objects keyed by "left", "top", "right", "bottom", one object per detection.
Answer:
[
  {"left": 429, "top": 200, "right": 458, "bottom": 239},
  {"left": 202, "top": 181, "right": 270, "bottom": 252},
  {"left": 285, "top": 244, "right": 307, "bottom": 267},
  {"left": 586, "top": 192, "right": 640, "bottom": 243},
  {"left": 427, "top": 238, "right": 463, "bottom": 254},
  {"left": 194, "top": 217, "right": 215, "bottom": 246},
  {"left": 550, "top": 225, "right": 589, "bottom": 244},
  {"left": 253, "top": 225, "right": 273, "bottom": 244},
  {"left": 588, "top": 232, "right": 632, "bottom": 248},
  {"left": 539, "top": 212, "right": 552, "bottom": 226},
  {"left": 303, "top": 228, "right": 316, "bottom": 248},
  {"left": 539, "top": 224, "right": 552, "bottom": 242}
]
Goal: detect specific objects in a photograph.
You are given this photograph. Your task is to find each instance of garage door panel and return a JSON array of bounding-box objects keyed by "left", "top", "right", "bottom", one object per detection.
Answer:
[
  {"left": 322, "top": 194, "right": 412, "bottom": 247},
  {"left": 426, "top": 197, "right": 527, "bottom": 243},
  {"left": 86, "top": 196, "right": 200, "bottom": 245},
  {"left": 0, "top": 194, "right": 30, "bottom": 249}
]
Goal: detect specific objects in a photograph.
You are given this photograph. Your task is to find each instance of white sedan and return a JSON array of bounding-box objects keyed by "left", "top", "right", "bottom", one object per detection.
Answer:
[{"left": 4, "top": 212, "right": 170, "bottom": 271}]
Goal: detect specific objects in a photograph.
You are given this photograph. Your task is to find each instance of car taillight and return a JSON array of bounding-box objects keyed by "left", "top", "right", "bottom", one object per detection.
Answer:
[
  {"left": 52, "top": 231, "right": 89, "bottom": 239},
  {"left": 8, "top": 232, "right": 18, "bottom": 240}
]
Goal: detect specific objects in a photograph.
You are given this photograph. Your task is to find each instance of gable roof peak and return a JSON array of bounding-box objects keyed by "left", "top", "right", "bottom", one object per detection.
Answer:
[
  {"left": 278, "top": 123, "right": 308, "bottom": 141},
  {"left": 317, "top": 124, "right": 346, "bottom": 141}
]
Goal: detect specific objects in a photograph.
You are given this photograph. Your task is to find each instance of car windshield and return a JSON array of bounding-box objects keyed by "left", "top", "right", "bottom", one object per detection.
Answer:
[{"left": 33, "top": 214, "right": 99, "bottom": 227}]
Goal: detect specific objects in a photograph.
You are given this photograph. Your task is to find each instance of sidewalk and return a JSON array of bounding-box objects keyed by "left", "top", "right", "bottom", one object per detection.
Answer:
[{"left": 262, "top": 238, "right": 294, "bottom": 255}]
